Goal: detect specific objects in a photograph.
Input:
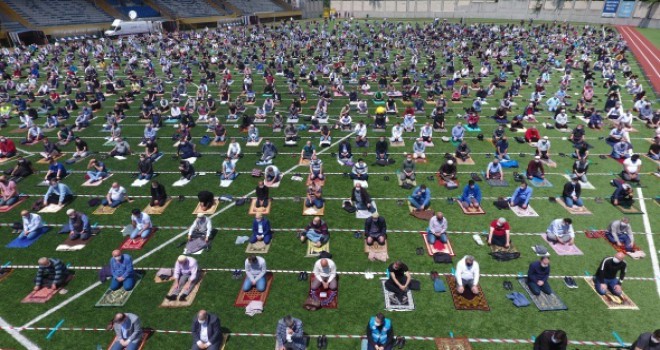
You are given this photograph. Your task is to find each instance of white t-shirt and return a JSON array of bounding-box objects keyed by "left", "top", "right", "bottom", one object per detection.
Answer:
[
  {"left": 108, "top": 186, "right": 126, "bottom": 201},
  {"left": 623, "top": 158, "right": 641, "bottom": 174}
]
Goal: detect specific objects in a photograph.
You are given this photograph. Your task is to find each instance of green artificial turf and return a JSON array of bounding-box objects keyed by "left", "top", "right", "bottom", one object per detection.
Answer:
[
  {"left": 636, "top": 28, "right": 660, "bottom": 50},
  {"left": 0, "top": 18, "right": 658, "bottom": 350}
]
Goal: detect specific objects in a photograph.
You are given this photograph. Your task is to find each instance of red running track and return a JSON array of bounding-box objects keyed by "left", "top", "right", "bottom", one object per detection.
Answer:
[{"left": 616, "top": 25, "right": 660, "bottom": 95}]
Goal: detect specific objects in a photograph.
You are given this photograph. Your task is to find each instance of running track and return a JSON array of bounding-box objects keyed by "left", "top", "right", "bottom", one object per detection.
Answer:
[{"left": 616, "top": 25, "right": 660, "bottom": 95}]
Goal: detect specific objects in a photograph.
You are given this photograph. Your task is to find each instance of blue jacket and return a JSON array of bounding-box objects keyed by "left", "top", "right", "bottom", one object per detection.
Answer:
[
  {"left": 511, "top": 186, "right": 533, "bottom": 206},
  {"left": 410, "top": 186, "right": 431, "bottom": 207},
  {"left": 44, "top": 183, "right": 73, "bottom": 203},
  {"left": 252, "top": 218, "right": 272, "bottom": 236},
  {"left": 527, "top": 261, "right": 550, "bottom": 284},
  {"left": 368, "top": 317, "right": 393, "bottom": 346},
  {"left": 110, "top": 254, "right": 134, "bottom": 279},
  {"left": 460, "top": 184, "right": 482, "bottom": 204}
]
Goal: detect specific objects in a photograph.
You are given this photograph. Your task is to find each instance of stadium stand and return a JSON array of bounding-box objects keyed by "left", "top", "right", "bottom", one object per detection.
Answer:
[
  {"left": 150, "top": 0, "right": 228, "bottom": 18},
  {"left": 105, "top": 0, "right": 161, "bottom": 18},
  {"left": 2, "top": 0, "right": 113, "bottom": 27},
  {"left": 226, "top": 0, "right": 284, "bottom": 14}
]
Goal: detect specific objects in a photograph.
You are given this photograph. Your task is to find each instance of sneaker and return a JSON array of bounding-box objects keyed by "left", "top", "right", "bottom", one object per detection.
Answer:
[
  {"left": 472, "top": 234, "right": 484, "bottom": 246},
  {"left": 397, "top": 336, "right": 406, "bottom": 349},
  {"left": 389, "top": 295, "right": 400, "bottom": 305},
  {"left": 563, "top": 276, "right": 572, "bottom": 288},
  {"left": 165, "top": 294, "right": 177, "bottom": 301},
  {"left": 568, "top": 277, "right": 578, "bottom": 289}
]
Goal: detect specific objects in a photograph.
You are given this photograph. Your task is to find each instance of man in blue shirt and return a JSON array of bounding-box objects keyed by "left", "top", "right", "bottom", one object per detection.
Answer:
[
  {"left": 43, "top": 178, "right": 74, "bottom": 206},
  {"left": 44, "top": 158, "right": 67, "bottom": 181},
  {"left": 110, "top": 250, "right": 135, "bottom": 291},
  {"left": 66, "top": 208, "right": 91, "bottom": 240},
  {"left": 509, "top": 181, "right": 533, "bottom": 209},
  {"left": 408, "top": 184, "right": 430, "bottom": 211},
  {"left": 460, "top": 180, "right": 482, "bottom": 210}
]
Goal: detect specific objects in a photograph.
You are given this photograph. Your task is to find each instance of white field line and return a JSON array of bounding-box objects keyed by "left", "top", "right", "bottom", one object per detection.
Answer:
[
  {"left": 636, "top": 187, "right": 660, "bottom": 300},
  {"left": 19, "top": 131, "right": 355, "bottom": 330},
  {"left": 0, "top": 316, "right": 40, "bottom": 350}
]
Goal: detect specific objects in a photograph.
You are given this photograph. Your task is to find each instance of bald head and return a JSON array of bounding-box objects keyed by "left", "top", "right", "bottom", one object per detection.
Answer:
[
  {"left": 320, "top": 258, "right": 328, "bottom": 267},
  {"left": 112, "top": 250, "right": 122, "bottom": 258},
  {"left": 197, "top": 310, "right": 208, "bottom": 322},
  {"left": 38, "top": 257, "right": 50, "bottom": 267}
]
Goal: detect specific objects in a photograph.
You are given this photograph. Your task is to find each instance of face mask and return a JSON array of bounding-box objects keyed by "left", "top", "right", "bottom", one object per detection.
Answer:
[{"left": 466, "top": 263, "right": 473, "bottom": 268}]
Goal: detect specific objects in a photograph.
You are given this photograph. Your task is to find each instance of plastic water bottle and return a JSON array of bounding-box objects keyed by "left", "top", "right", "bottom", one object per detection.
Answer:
[
  {"left": 385, "top": 268, "right": 390, "bottom": 279},
  {"left": 97, "top": 344, "right": 102, "bottom": 350}
]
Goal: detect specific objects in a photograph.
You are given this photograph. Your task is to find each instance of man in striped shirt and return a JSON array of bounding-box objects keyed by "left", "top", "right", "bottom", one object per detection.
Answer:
[{"left": 34, "top": 257, "right": 70, "bottom": 291}]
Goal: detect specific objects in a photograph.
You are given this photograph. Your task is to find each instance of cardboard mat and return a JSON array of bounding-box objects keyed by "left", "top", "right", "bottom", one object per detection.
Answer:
[
  {"left": 556, "top": 198, "right": 592, "bottom": 215},
  {"left": 160, "top": 271, "right": 206, "bottom": 308},
  {"left": 306, "top": 240, "right": 329, "bottom": 257},
  {"left": 245, "top": 241, "right": 271, "bottom": 254},
  {"left": 248, "top": 198, "right": 271, "bottom": 215},
  {"left": 143, "top": 198, "right": 172, "bottom": 215},
  {"left": 192, "top": 200, "right": 219, "bottom": 215}
]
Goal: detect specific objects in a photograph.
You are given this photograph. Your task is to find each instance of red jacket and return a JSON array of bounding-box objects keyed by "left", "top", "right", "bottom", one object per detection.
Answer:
[
  {"left": 525, "top": 128, "right": 540, "bottom": 141},
  {"left": 0, "top": 139, "right": 16, "bottom": 154}
]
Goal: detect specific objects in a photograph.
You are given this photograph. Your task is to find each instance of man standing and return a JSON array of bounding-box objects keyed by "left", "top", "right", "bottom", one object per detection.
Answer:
[
  {"left": 427, "top": 211, "right": 448, "bottom": 244},
  {"left": 454, "top": 255, "right": 480, "bottom": 295},
  {"left": 527, "top": 256, "right": 552, "bottom": 296},
  {"left": 110, "top": 250, "right": 135, "bottom": 291},
  {"left": 366, "top": 313, "right": 395, "bottom": 350},
  {"left": 276, "top": 315, "right": 306, "bottom": 350},
  {"left": 110, "top": 313, "right": 142, "bottom": 350},
  {"left": 364, "top": 213, "right": 387, "bottom": 246},
  {"left": 34, "top": 257, "right": 70, "bottom": 291},
  {"left": 594, "top": 252, "right": 627, "bottom": 296},
  {"left": 385, "top": 260, "right": 411, "bottom": 304},
  {"left": 606, "top": 217, "right": 634, "bottom": 252},
  {"left": 546, "top": 218, "right": 575, "bottom": 245},
  {"left": 243, "top": 255, "right": 267, "bottom": 292},
  {"left": 166, "top": 255, "right": 200, "bottom": 302},
  {"left": 191, "top": 310, "right": 223, "bottom": 350},
  {"left": 66, "top": 208, "right": 91, "bottom": 240}
]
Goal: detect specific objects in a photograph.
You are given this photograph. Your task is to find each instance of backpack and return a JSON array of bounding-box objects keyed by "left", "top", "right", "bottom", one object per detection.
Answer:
[
  {"left": 199, "top": 135, "right": 211, "bottom": 146},
  {"left": 494, "top": 198, "right": 510, "bottom": 210},
  {"left": 342, "top": 200, "right": 356, "bottom": 213},
  {"left": 433, "top": 252, "right": 453, "bottom": 264},
  {"left": 490, "top": 250, "right": 520, "bottom": 261}
]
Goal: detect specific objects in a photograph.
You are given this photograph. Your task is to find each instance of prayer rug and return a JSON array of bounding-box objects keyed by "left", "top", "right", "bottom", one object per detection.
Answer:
[
  {"left": 364, "top": 240, "right": 388, "bottom": 254},
  {"left": 56, "top": 234, "right": 96, "bottom": 251},
  {"left": 6, "top": 227, "right": 51, "bottom": 248},
  {"left": 540, "top": 159, "right": 557, "bottom": 168},
  {"left": 458, "top": 201, "right": 485, "bottom": 215},
  {"left": 93, "top": 205, "right": 117, "bottom": 215},
  {"left": 118, "top": 229, "right": 158, "bottom": 250},
  {"left": 530, "top": 177, "right": 553, "bottom": 188},
  {"left": 584, "top": 277, "right": 638, "bottom": 310},
  {"left": 143, "top": 198, "right": 172, "bottom": 215},
  {"left": 434, "top": 338, "right": 473, "bottom": 350},
  {"left": 585, "top": 229, "right": 606, "bottom": 239},
  {"left": 131, "top": 179, "right": 150, "bottom": 187},
  {"left": 356, "top": 202, "right": 377, "bottom": 219},
  {"left": 305, "top": 176, "right": 325, "bottom": 187},
  {"left": 82, "top": 173, "right": 114, "bottom": 187},
  {"left": 307, "top": 273, "right": 338, "bottom": 309},
  {"left": 517, "top": 277, "right": 568, "bottom": 311},
  {"left": 0, "top": 195, "right": 28, "bottom": 213},
  {"left": 210, "top": 141, "right": 226, "bottom": 147},
  {"left": 421, "top": 232, "right": 456, "bottom": 256},
  {"left": 248, "top": 198, "right": 271, "bottom": 215},
  {"left": 0, "top": 156, "right": 16, "bottom": 164},
  {"left": 0, "top": 268, "right": 13, "bottom": 283},
  {"left": 437, "top": 176, "right": 460, "bottom": 189},
  {"left": 234, "top": 273, "right": 274, "bottom": 307},
  {"left": 220, "top": 179, "right": 233, "bottom": 187},
  {"left": 490, "top": 244, "right": 519, "bottom": 255},
  {"left": 446, "top": 275, "right": 490, "bottom": 311},
  {"left": 38, "top": 203, "right": 65, "bottom": 213},
  {"left": 21, "top": 275, "right": 74, "bottom": 303},
  {"left": 192, "top": 200, "right": 219, "bottom": 215},
  {"left": 305, "top": 240, "right": 329, "bottom": 257},
  {"left": 408, "top": 204, "right": 434, "bottom": 220},
  {"left": 609, "top": 155, "right": 626, "bottom": 165},
  {"left": 302, "top": 203, "right": 325, "bottom": 216},
  {"left": 381, "top": 278, "right": 415, "bottom": 311},
  {"left": 172, "top": 178, "right": 191, "bottom": 187},
  {"left": 541, "top": 234, "right": 584, "bottom": 256},
  {"left": 390, "top": 141, "right": 405, "bottom": 147},
  {"left": 510, "top": 204, "right": 539, "bottom": 217},
  {"left": 160, "top": 271, "right": 206, "bottom": 308},
  {"left": 603, "top": 236, "right": 643, "bottom": 255},
  {"left": 414, "top": 158, "right": 428, "bottom": 163},
  {"left": 245, "top": 241, "right": 271, "bottom": 254},
  {"left": 95, "top": 272, "right": 144, "bottom": 307},
  {"left": 299, "top": 157, "right": 310, "bottom": 166},
  {"left": 353, "top": 179, "right": 368, "bottom": 188},
  {"left": 556, "top": 198, "right": 592, "bottom": 215},
  {"left": 265, "top": 180, "right": 280, "bottom": 188}
]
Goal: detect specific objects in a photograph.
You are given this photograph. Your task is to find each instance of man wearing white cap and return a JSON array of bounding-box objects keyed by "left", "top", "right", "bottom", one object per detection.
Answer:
[
  {"left": 66, "top": 208, "right": 91, "bottom": 240},
  {"left": 166, "top": 255, "right": 200, "bottom": 302},
  {"left": 536, "top": 136, "right": 551, "bottom": 160},
  {"left": 526, "top": 156, "right": 545, "bottom": 180}
]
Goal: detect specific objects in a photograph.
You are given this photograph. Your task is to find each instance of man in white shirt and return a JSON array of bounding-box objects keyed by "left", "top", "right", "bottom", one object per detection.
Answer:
[
  {"left": 20, "top": 210, "right": 45, "bottom": 240},
  {"left": 454, "top": 255, "right": 480, "bottom": 295},
  {"left": 243, "top": 255, "right": 267, "bottom": 292},
  {"left": 166, "top": 255, "right": 200, "bottom": 301},
  {"left": 102, "top": 182, "right": 127, "bottom": 208},
  {"left": 546, "top": 218, "right": 575, "bottom": 245},
  {"left": 312, "top": 258, "right": 337, "bottom": 292},
  {"left": 226, "top": 137, "right": 241, "bottom": 159},
  {"left": 622, "top": 154, "right": 642, "bottom": 183}
]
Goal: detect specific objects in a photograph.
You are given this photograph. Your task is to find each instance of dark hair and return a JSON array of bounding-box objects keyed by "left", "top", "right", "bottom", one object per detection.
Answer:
[
  {"left": 553, "top": 330, "right": 567, "bottom": 342},
  {"left": 468, "top": 180, "right": 475, "bottom": 186},
  {"left": 653, "top": 329, "right": 660, "bottom": 339},
  {"left": 131, "top": 208, "right": 141, "bottom": 215},
  {"left": 563, "top": 218, "right": 572, "bottom": 225},
  {"left": 247, "top": 255, "right": 257, "bottom": 263},
  {"left": 375, "top": 313, "right": 385, "bottom": 322}
]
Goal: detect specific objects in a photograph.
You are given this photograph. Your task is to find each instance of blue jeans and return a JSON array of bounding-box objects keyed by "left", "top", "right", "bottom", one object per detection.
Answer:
[
  {"left": 87, "top": 171, "right": 107, "bottom": 181},
  {"left": 249, "top": 232, "right": 272, "bottom": 244},
  {"left": 22, "top": 226, "right": 48, "bottom": 240},
  {"left": 426, "top": 231, "right": 447, "bottom": 244},
  {"left": 242, "top": 275, "right": 267, "bottom": 292},
  {"left": 130, "top": 228, "right": 151, "bottom": 239},
  {"left": 137, "top": 173, "right": 153, "bottom": 180},
  {"left": 221, "top": 172, "right": 237, "bottom": 180},
  {"left": 511, "top": 197, "right": 528, "bottom": 208},
  {"left": 110, "top": 275, "right": 135, "bottom": 291},
  {"left": 305, "top": 198, "right": 324, "bottom": 209},
  {"left": 306, "top": 230, "right": 328, "bottom": 243},
  {"left": 311, "top": 170, "right": 324, "bottom": 180},
  {"left": 594, "top": 277, "right": 621, "bottom": 296},
  {"left": 356, "top": 202, "right": 376, "bottom": 213},
  {"left": 527, "top": 280, "right": 553, "bottom": 296},
  {"left": 110, "top": 338, "right": 141, "bottom": 350},
  {"left": 0, "top": 196, "right": 19, "bottom": 206},
  {"left": 496, "top": 153, "right": 511, "bottom": 160},
  {"left": 408, "top": 196, "right": 426, "bottom": 210},
  {"left": 349, "top": 173, "right": 368, "bottom": 180},
  {"left": 606, "top": 232, "right": 633, "bottom": 252},
  {"left": 563, "top": 196, "right": 583, "bottom": 207},
  {"left": 102, "top": 198, "right": 124, "bottom": 208}
]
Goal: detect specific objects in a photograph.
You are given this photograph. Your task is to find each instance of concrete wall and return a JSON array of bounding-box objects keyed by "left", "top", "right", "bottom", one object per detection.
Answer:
[
  {"left": 331, "top": 0, "right": 660, "bottom": 28},
  {"left": 300, "top": 0, "right": 324, "bottom": 18}
]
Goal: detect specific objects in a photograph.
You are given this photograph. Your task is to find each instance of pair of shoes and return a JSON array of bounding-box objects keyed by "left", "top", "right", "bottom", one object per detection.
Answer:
[
  {"left": 316, "top": 335, "right": 327, "bottom": 349},
  {"left": 430, "top": 271, "right": 439, "bottom": 280},
  {"left": 232, "top": 270, "right": 242, "bottom": 279},
  {"left": 298, "top": 272, "right": 305, "bottom": 281},
  {"left": 395, "top": 336, "right": 406, "bottom": 349},
  {"left": 353, "top": 231, "right": 362, "bottom": 239},
  {"left": 179, "top": 293, "right": 188, "bottom": 302},
  {"left": 415, "top": 247, "right": 424, "bottom": 255},
  {"left": 165, "top": 294, "right": 177, "bottom": 301},
  {"left": 564, "top": 276, "right": 579, "bottom": 289},
  {"left": 446, "top": 197, "right": 454, "bottom": 205},
  {"left": 472, "top": 234, "right": 484, "bottom": 246},
  {"left": 389, "top": 295, "right": 400, "bottom": 305},
  {"left": 503, "top": 281, "right": 513, "bottom": 290}
]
